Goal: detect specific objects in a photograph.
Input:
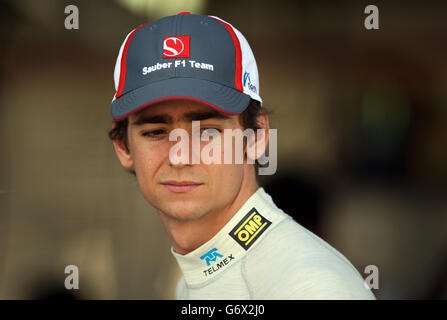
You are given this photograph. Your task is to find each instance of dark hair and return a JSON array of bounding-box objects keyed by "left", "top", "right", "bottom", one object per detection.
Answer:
[{"left": 108, "top": 99, "right": 272, "bottom": 181}]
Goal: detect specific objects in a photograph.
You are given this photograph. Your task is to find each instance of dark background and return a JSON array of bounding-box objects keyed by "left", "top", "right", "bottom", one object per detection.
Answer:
[{"left": 0, "top": 0, "right": 446, "bottom": 299}]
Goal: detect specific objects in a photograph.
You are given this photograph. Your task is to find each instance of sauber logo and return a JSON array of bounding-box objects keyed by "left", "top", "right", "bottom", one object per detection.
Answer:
[
  {"left": 163, "top": 36, "right": 190, "bottom": 58},
  {"left": 229, "top": 208, "right": 271, "bottom": 250}
]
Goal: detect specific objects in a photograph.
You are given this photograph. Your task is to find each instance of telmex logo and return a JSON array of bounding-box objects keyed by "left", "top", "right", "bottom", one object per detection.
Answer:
[
  {"left": 200, "top": 248, "right": 223, "bottom": 266},
  {"left": 229, "top": 208, "right": 271, "bottom": 250},
  {"left": 163, "top": 36, "right": 190, "bottom": 58}
]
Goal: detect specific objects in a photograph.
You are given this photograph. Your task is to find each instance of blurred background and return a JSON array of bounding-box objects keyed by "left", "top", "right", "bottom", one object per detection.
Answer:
[{"left": 0, "top": 0, "right": 446, "bottom": 299}]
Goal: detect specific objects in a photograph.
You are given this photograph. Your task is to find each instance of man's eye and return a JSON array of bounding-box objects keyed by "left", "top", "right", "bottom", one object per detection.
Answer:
[
  {"left": 141, "top": 129, "right": 166, "bottom": 137},
  {"left": 201, "top": 128, "right": 221, "bottom": 134}
]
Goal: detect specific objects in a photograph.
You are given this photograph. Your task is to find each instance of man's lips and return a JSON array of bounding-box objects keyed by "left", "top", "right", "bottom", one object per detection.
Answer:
[{"left": 161, "top": 181, "right": 203, "bottom": 192}]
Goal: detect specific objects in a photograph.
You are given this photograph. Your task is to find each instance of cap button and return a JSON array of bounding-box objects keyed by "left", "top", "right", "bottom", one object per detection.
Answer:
[{"left": 178, "top": 12, "right": 190, "bottom": 15}]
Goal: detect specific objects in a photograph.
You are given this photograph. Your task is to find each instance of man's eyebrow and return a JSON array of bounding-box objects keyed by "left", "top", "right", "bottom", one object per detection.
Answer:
[
  {"left": 132, "top": 110, "right": 232, "bottom": 125},
  {"left": 131, "top": 114, "right": 173, "bottom": 125},
  {"left": 182, "top": 111, "right": 232, "bottom": 121}
]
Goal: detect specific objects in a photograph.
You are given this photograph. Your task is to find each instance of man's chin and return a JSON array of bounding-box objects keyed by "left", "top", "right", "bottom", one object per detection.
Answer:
[{"left": 157, "top": 201, "right": 209, "bottom": 222}]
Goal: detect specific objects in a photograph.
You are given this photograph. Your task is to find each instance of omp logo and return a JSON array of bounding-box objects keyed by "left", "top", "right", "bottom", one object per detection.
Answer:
[
  {"left": 163, "top": 36, "right": 190, "bottom": 58},
  {"left": 200, "top": 248, "right": 223, "bottom": 266},
  {"left": 243, "top": 71, "right": 257, "bottom": 93},
  {"left": 229, "top": 208, "right": 271, "bottom": 250}
]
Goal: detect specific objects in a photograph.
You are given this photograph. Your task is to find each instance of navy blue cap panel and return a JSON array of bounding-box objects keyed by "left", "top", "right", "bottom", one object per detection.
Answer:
[
  {"left": 121, "top": 16, "right": 176, "bottom": 96},
  {"left": 173, "top": 15, "right": 236, "bottom": 86},
  {"left": 121, "top": 14, "right": 237, "bottom": 97},
  {"left": 111, "top": 78, "right": 250, "bottom": 120}
]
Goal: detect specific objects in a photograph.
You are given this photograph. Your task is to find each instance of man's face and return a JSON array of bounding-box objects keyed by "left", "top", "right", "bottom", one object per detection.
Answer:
[{"left": 121, "top": 100, "right": 247, "bottom": 221}]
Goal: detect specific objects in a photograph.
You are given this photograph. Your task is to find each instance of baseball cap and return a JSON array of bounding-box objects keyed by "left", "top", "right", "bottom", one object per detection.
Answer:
[{"left": 110, "top": 12, "right": 262, "bottom": 120}]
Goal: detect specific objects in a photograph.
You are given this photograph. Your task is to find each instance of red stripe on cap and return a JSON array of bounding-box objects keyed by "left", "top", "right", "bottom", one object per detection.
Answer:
[
  {"left": 210, "top": 17, "right": 243, "bottom": 92},
  {"left": 115, "top": 22, "right": 150, "bottom": 99},
  {"left": 112, "top": 96, "right": 240, "bottom": 121}
]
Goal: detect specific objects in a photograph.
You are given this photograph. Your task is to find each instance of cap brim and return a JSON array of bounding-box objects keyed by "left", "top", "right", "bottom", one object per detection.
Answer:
[{"left": 110, "top": 78, "right": 250, "bottom": 120}]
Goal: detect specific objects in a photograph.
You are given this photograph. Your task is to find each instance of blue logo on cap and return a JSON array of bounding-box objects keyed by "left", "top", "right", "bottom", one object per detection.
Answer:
[
  {"left": 243, "top": 71, "right": 251, "bottom": 87},
  {"left": 200, "top": 248, "right": 223, "bottom": 266},
  {"left": 243, "top": 71, "right": 257, "bottom": 94}
]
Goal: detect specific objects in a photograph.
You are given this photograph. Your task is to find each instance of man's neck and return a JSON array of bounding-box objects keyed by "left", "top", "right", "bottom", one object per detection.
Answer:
[{"left": 159, "top": 175, "right": 259, "bottom": 255}]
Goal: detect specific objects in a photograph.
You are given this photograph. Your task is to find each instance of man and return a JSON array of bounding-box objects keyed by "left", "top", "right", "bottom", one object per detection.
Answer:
[{"left": 109, "top": 12, "right": 375, "bottom": 300}]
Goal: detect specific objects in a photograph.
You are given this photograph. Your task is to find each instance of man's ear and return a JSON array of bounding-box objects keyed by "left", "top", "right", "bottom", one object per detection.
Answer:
[
  {"left": 111, "top": 123, "right": 134, "bottom": 169},
  {"left": 246, "top": 113, "right": 269, "bottom": 162}
]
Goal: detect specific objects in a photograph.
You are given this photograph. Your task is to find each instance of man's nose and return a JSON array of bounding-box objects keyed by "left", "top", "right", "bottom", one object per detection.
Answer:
[{"left": 167, "top": 126, "right": 200, "bottom": 167}]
